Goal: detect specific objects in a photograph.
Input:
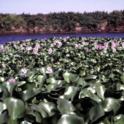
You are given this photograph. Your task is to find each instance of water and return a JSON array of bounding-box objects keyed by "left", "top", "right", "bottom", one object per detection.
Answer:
[{"left": 0, "top": 33, "right": 124, "bottom": 44}]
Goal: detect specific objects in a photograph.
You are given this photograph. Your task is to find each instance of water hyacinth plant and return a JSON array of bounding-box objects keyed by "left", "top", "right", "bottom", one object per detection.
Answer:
[{"left": 0, "top": 37, "right": 124, "bottom": 124}]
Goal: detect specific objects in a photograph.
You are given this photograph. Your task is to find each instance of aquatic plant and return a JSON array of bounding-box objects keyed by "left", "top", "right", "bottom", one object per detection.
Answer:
[{"left": 0, "top": 37, "right": 124, "bottom": 124}]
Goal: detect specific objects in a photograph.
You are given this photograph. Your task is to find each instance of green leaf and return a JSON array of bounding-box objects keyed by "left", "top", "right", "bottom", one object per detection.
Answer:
[
  {"left": 8, "top": 119, "right": 18, "bottom": 124},
  {"left": 57, "top": 114, "right": 84, "bottom": 124},
  {"left": 40, "top": 67, "right": 46, "bottom": 75},
  {"left": 120, "top": 73, "right": 124, "bottom": 83},
  {"left": 37, "top": 75, "right": 45, "bottom": 84},
  {"left": 20, "top": 120, "right": 32, "bottom": 124},
  {"left": 70, "top": 74, "right": 79, "bottom": 83},
  {"left": 47, "top": 77, "right": 57, "bottom": 84},
  {"left": 0, "top": 85, "right": 9, "bottom": 99},
  {"left": 99, "top": 118, "right": 111, "bottom": 124},
  {"left": 35, "top": 112, "right": 42, "bottom": 123},
  {"left": 63, "top": 72, "right": 71, "bottom": 83},
  {"left": 46, "top": 78, "right": 63, "bottom": 92},
  {"left": 64, "top": 86, "right": 79, "bottom": 101},
  {"left": 79, "top": 87, "right": 101, "bottom": 102},
  {"left": 0, "top": 102, "right": 7, "bottom": 114},
  {"left": 37, "top": 100, "right": 56, "bottom": 118},
  {"left": 3, "top": 81, "right": 16, "bottom": 95},
  {"left": 57, "top": 98, "right": 75, "bottom": 114},
  {"left": 114, "top": 115, "right": 124, "bottom": 124},
  {"left": 89, "top": 104, "right": 104, "bottom": 123},
  {"left": 21, "top": 88, "right": 40, "bottom": 101},
  {"left": 4, "top": 97, "right": 25, "bottom": 120},
  {"left": 102, "top": 98, "right": 120, "bottom": 114},
  {"left": 85, "top": 75, "right": 97, "bottom": 80},
  {"left": 95, "top": 83, "right": 105, "bottom": 100},
  {"left": 17, "top": 81, "right": 27, "bottom": 87},
  {"left": 77, "top": 78, "right": 87, "bottom": 87},
  {"left": 0, "top": 102, "right": 7, "bottom": 124}
]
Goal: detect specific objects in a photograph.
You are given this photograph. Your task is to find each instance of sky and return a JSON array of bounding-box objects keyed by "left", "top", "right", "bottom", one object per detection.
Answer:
[{"left": 0, "top": 0, "right": 124, "bottom": 14}]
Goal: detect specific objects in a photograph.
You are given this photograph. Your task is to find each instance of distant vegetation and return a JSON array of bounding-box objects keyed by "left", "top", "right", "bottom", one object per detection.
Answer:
[{"left": 0, "top": 10, "right": 124, "bottom": 34}]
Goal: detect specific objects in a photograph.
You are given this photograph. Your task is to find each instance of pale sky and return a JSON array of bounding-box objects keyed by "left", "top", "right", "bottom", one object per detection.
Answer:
[{"left": 0, "top": 0, "right": 124, "bottom": 14}]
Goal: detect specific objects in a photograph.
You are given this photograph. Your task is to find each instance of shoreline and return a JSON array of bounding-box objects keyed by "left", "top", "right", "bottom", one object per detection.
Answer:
[{"left": 0, "top": 32, "right": 124, "bottom": 36}]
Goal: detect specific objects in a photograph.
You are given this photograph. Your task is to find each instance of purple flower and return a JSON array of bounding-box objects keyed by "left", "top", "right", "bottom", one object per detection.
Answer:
[
  {"left": 48, "top": 48, "right": 53, "bottom": 54},
  {"left": 53, "top": 40, "right": 62, "bottom": 48},
  {"left": 0, "top": 45, "right": 5, "bottom": 52},
  {"left": 104, "top": 42, "right": 109, "bottom": 49},
  {"left": 35, "top": 43, "right": 40, "bottom": 49},
  {"left": 111, "top": 41, "right": 118, "bottom": 52},
  {"left": 111, "top": 41, "right": 118, "bottom": 48},
  {"left": 112, "top": 48, "right": 116, "bottom": 52},
  {"left": 26, "top": 46, "right": 32, "bottom": 51},
  {"left": 103, "top": 42, "right": 109, "bottom": 52},
  {"left": 63, "top": 37, "right": 67, "bottom": 42},
  {"left": 95, "top": 44, "right": 105, "bottom": 50},
  {"left": 122, "top": 42, "right": 124, "bottom": 48},
  {"left": 75, "top": 44, "right": 81, "bottom": 49},
  {"left": 19, "top": 68, "right": 28, "bottom": 77},
  {"left": 46, "top": 67, "right": 53, "bottom": 74},
  {"left": 7, "top": 78, "right": 16, "bottom": 84},
  {"left": 33, "top": 48, "right": 38, "bottom": 54}
]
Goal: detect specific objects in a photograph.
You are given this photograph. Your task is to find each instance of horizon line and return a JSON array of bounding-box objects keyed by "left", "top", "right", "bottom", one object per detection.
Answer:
[{"left": 0, "top": 10, "right": 124, "bottom": 15}]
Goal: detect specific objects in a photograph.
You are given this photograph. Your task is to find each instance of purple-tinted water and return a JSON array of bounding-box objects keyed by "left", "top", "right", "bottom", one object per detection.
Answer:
[{"left": 0, "top": 33, "right": 124, "bottom": 44}]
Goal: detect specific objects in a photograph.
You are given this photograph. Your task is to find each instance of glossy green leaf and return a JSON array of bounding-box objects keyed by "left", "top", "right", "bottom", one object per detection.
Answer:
[
  {"left": 79, "top": 87, "right": 101, "bottom": 102},
  {"left": 64, "top": 86, "right": 79, "bottom": 101},
  {"left": 0, "top": 85, "right": 9, "bottom": 99},
  {"left": 0, "top": 102, "right": 7, "bottom": 114},
  {"left": 57, "top": 98, "right": 75, "bottom": 114},
  {"left": 37, "top": 75, "right": 45, "bottom": 84},
  {"left": 4, "top": 97, "right": 25, "bottom": 120},
  {"left": 89, "top": 104, "right": 104, "bottom": 123},
  {"left": 57, "top": 114, "right": 84, "bottom": 124},
  {"left": 20, "top": 120, "right": 32, "bottom": 124},
  {"left": 77, "top": 78, "right": 87, "bottom": 87},
  {"left": 3, "top": 81, "right": 16, "bottom": 95},
  {"left": 37, "top": 100, "right": 56, "bottom": 118},
  {"left": 63, "top": 72, "right": 71, "bottom": 83},
  {"left": 103, "top": 98, "right": 120, "bottom": 114},
  {"left": 95, "top": 83, "right": 105, "bottom": 100}
]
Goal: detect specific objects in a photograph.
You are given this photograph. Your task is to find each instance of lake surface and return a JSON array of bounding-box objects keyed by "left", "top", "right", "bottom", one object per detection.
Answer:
[{"left": 0, "top": 33, "right": 124, "bottom": 44}]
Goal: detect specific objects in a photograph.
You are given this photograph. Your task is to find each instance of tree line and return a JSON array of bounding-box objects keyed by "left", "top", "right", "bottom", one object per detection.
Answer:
[{"left": 0, "top": 10, "right": 124, "bottom": 34}]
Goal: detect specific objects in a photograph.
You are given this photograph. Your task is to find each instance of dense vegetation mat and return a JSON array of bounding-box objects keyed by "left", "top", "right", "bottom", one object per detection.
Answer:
[{"left": 0, "top": 37, "right": 124, "bottom": 124}]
